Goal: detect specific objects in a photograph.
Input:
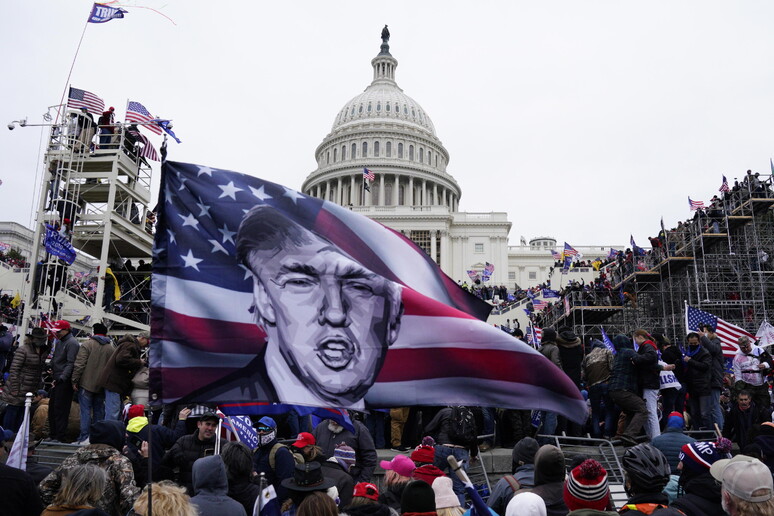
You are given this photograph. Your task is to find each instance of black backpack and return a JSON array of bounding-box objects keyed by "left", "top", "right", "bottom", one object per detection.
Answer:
[{"left": 448, "top": 406, "right": 477, "bottom": 444}]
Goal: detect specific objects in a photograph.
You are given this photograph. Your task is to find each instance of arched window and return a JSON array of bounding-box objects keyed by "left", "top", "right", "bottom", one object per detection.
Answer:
[
  {"left": 398, "top": 185, "right": 405, "bottom": 205},
  {"left": 385, "top": 184, "right": 393, "bottom": 205},
  {"left": 362, "top": 141, "right": 368, "bottom": 157},
  {"left": 351, "top": 106, "right": 355, "bottom": 116},
  {"left": 359, "top": 104, "right": 363, "bottom": 113},
  {"left": 409, "top": 145, "right": 414, "bottom": 161},
  {"left": 376, "top": 102, "right": 381, "bottom": 112},
  {"left": 326, "top": 151, "right": 330, "bottom": 164},
  {"left": 395, "top": 103, "right": 399, "bottom": 113},
  {"left": 412, "top": 108, "right": 416, "bottom": 118},
  {"left": 435, "top": 155, "right": 438, "bottom": 167},
  {"left": 367, "top": 103, "right": 372, "bottom": 113},
  {"left": 352, "top": 143, "right": 357, "bottom": 158},
  {"left": 419, "top": 148, "right": 424, "bottom": 163},
  {"left": 398, "top": 143, "right": 403, "bottom": 158},
  {"left": 404, "top": 105, "right": 408, "bottom": 114},
  {"left": 333, "top": 148, "right": 337, "bottom": 162},
  {"left": 374, "top": 141, "right": 380, "bottom": 157},
  {"left": 386, "top": 141, "right": 392, "bottom": 157},
  {"left": 428, "top": 150, "right": 432, "bottom": 165},
  {"left": 342, "top": 145, "right": 346, "bottom": 160},
  {"left": 386, "top": 103, "right": 391, "bottom": 112}
]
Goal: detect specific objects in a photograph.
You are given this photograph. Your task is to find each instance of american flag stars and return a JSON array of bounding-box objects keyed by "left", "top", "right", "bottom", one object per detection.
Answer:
[
  {"left": 180, "top": 249, "right": 203, "bottom": 271},
  {"left": 218, "top": 181, "right": 243, "bottom": 200}
]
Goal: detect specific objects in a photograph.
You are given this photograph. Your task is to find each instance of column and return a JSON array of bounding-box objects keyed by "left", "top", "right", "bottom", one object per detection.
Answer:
[
  {"left": 394, "top": 174, "right": 399, "bottom": 206},
  {"left": 325, "top": 181, "right": 331, "bottom": 201},
  {"left": 350, "top": 175, "right": 356, "bottom": 205},
  {"left": 379, "top": 174, "right": 385, "bottom": 206},
  {"left": 315, "top": 184, "right": 320, "bottom": 198},
  {"left": 337, "top": 177, "right": 342, "bottom": 205},
  {"left": 430, "top": 230, "right": 437, "bottom": 264},
  {"left": 433, "top": 183, "right": 438, "bottom": 206},
  {"left": 422, "top": 179, "right": 427, "bottom": 206},
  {"left": 440, "top": 230, "right": 450, "bottom": 271},
  {"left": 409, "top": 177, "right": 414, "bottom": 206}
]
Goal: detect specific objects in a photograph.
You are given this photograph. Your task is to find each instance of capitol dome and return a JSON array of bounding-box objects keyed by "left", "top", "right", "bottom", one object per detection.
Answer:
[{"left": 302, "top": 31, "right": 461, "bottom": 211}]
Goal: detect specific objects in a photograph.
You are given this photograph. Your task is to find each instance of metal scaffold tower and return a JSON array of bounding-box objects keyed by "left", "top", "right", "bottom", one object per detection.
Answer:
[
  {"left": 19, "top": 107, "right": 155, "bottom": 336},
  {"left": 539, "top": 175, "right": 774, "bottom": 342}
]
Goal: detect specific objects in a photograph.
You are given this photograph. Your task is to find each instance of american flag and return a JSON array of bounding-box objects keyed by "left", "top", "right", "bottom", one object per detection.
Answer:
[
  {"left": 688, "top": 197, "right": 705, "bottom": 211},
  {"left": 67, "top": 87, "right": 104, "bottom": 115},
  {"left": 150, "top": 161, "right": 586, "bottom": 422},
  {"left": 128, "top": 130, "right": 159, "bottom": 161},
  {"left": 126, "top": 101, "right": 163, "bottom": 135},
  {"left": 551, "top": 250, "right": 562, "bottom": 260},
  {"left": 719, "top": 175, "right": 730, "bottom": 194},
  {"left": 532, "top": 298, "right": 548, "bottom": 310},
  {"left": 685, "top": 305, "right": 756, "bottom": 358},
  {"left": 563, "top": 242, "right": 578, "bottom": 257},
  {"left": 607, "top": 248, "right": 619, "bottom": 260},
  {"left": 484, "top": 262, "right": 494, "bottom": 274},
  {"left": 363, "top": 167, "right": 375, "bottom": 181}
]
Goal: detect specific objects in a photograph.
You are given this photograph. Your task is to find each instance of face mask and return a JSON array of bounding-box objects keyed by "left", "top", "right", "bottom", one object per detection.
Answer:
[{"left": 259, "top": 429, "right": 276, "bottom": 446}]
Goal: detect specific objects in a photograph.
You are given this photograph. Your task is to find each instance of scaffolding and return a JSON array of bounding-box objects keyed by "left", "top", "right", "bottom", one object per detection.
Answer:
[
  {"left": 19, "top": 108, "right": 155, "bottom": 336},
  {"left": 540, "top": 175, "right": 774, "bottom": 343}
]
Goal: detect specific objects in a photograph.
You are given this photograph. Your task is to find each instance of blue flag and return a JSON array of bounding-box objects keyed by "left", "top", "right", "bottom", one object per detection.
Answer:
[
  {"left": 254, "top": 484, "right": 280, "bottom": 516},
  {"left": 542, "top": 289, "right": 559, "bottom": 298},
  {"left": 531, "top": 410, "right": 543, "bottom": 428},
  {"left": 154, "top": 119, "right": 181, "bottom": 143},
  {"left": 43, "top": 225, "right": 76, "bottom": 265},
  {"left": 218, "top": 413, "right": 259, "bottom": 449},
  {"left": 218, "top": 402, "right": 355, "bottom": 433},
  {"left": 599, "top": 327, "right": 617, "bottom": 355},
  {"left": 88, "top": 3, "right": 127, "bottom": 23}
]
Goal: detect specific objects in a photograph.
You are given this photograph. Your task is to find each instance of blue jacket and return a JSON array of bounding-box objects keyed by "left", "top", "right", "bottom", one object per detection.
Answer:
[{"left": 651, "top": 427, "right": 695, "bottom": 475}]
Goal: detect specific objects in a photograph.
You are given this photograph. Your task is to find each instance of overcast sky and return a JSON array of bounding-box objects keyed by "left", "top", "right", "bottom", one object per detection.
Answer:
[{"left": 2, "top": 1, "right": 773, "bottom": 248}]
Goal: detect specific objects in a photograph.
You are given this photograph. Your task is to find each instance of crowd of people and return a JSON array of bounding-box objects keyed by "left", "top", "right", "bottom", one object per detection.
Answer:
[{"left": 0, "top": 318, "right": 772, "bottom": 515}]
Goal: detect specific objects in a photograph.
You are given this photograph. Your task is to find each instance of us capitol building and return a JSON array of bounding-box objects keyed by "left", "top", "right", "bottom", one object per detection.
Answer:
[{"left": 301, "top": 28, "right": 613, "bottom": 289}]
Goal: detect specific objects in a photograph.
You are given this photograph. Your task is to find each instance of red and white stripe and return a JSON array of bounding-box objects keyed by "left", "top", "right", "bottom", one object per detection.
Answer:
[{"left": 717, "top": 319, "right": 756, "bottom": 358}]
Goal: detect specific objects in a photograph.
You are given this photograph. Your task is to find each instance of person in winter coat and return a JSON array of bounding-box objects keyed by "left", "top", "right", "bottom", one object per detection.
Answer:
[
  {"left": 97, "top": 332, "right": 148, "bottom": 420},
  {"left": 681, "top": 333, "right": 712, "bottom": 430},
  {"left": 505, "top": 492, "right": 546, "bottom": 516},
  {"left": 0, "top": 428, "right": 45, "bottom": 516},
  {"left": 71, "top": 323, "right": 115, "bottom": 444},
  {"left": 609, "top": 334, "right": 647, "bottom": 447},
  {"left": 538, "top": 328, "right": 562, "bottom": 441},
  {"left": 189, "top": 455, "right": 247, "bottom": 516},
  {"left": 131, "top": 481, "right": 198, "bottom": 516},
  {"left": 556, "top": 329, "right": 585, "bottom": 436},
  {"left": 488, "top": 436, "right": 539, "bottom": 516},
  {"left": 723, "top": 390, "right": 763, "bottom": 450},
  {"left": 700, "top": 323, "right": 725, "bottom": 429},
  {"left": 656, "top": 334, "right": 684, "bottom": 429},
  {"left": 670, "top": 440, "right": 730, "bottom": 516},
  {"left": 631, "top": 329, "right": 660, "bottom": 439},
  {"left": 378, "top": 454, "right": 413, "bottom": 511},
  {"left": 39, "top": 420, "right": 141, "bottom": 516},
  {"left": 40, "top": 464, "right": 108, "bottom": 516},
  {"left": 582, "top": 339, "right": 615, "bottom": 439},
  {"left": 160, "top": 412, "right": 226, "bottom": 494},
  {"left": 221, "top": 441, "right": 261, "bottom": 516},
  {"left": 341, "top": 482, "right": 393, "bottom": 516},
  {"left": 49, "top": 320, "right": 80, "bottom": 442},
  {"left": 517, "top": 444, "right": 568, "bottom": 516},
  {"left": 321, "top": 443, "right": 356, "bottom": 509},
  {"left": 312, "top": 418, "right": 377, "bottom": 483},
  {"left": 252, "top": 416, "right": 296, "bottom": 503},
  {"left": 650, "top": 412, "right": 695, "bottom": 503},
  {"left": 0, "top": 324, "right": 13, "bottom": 375},
  {"left": 0, "top": 328, "right": 49, "bottom": 432},
  {"left": 125, "top": 404, "right": 191, "bottom": 485}
]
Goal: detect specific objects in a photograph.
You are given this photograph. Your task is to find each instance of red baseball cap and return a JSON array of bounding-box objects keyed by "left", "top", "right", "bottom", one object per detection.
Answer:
[
  {"left": 291, "top": 432, "right": 315, "bottom": 448},
  {"left": 52, "top": 320, "right": 71, "bottom": 331},
  {"left": 353, "top": 482, "right": 379, "bottom": 501}
]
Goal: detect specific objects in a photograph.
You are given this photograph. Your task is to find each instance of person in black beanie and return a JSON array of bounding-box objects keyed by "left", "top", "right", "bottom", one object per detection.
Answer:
[{"left": 400, "top": 480, "right": 437, "bottom": 516}]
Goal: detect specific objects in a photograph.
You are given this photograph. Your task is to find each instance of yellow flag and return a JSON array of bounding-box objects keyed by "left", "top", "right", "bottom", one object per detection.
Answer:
[
  {"left": 105, "top": 267, "right": 122, "bottom": 301},
  {"left": 10, "top": 291, "right": 21, "bottom": 308}
]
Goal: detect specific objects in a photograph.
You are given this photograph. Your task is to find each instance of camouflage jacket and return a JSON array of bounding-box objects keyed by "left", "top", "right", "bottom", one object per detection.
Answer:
[{"left": 39, "top": 444, "right": 140, "bottom": 516}]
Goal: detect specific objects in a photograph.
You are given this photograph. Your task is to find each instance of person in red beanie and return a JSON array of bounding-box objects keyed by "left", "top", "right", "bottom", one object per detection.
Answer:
[
  {"left": 563, "top": 459, "right": 616, "bottom": 515},
  {"left": 410, "top": 436, "right": 436, "bottom": 466},
  {"left": 126, "top": 405, "right": 192, "bottom": 487}
]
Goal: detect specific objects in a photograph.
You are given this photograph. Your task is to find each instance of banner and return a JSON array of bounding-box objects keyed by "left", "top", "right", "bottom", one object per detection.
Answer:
[
  {"left": 88, "top": 3, "right": 127, "bottom": 23},
  {"left": 756, "top": 320, "right": 774, "bottom": 348},
  {"left": 43, "top": 225, "right": 76, "bottom": 265},
  {"left": 150, "top": 161, "right": 587, "bottom": 422}
]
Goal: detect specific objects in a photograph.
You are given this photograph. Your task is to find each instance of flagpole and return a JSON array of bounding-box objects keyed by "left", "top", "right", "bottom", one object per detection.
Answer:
[{"left": 55, "top": 14, "right": 91, "bottom": 126}]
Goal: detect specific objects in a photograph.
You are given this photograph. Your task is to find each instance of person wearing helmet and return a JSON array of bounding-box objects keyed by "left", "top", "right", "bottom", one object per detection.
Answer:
[{"left": 619, "top": 444, "right": 679, "bottom": 515}]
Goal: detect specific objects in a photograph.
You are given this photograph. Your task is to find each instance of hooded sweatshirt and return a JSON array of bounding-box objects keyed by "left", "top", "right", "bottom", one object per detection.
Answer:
[
  {"left": 526, "top": 445, "right": 568, "bottom": 516},
  {"left": 190, "top": 455, "right": 247, "bottom": 516},
  {"left": 39, "top": 421, "right": 139, "bottom": 516}
]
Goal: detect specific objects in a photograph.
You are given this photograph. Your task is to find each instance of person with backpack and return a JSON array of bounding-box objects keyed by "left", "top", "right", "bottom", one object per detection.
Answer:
[
  {"left": 252, "top": 416, "right": 299, "bottom": 504},
  {"left": 312, "top": 418, "right": 377, "bottom": 483},
  {"left": 487, "top": 436, "right": 539, "bottom": 515},
  {"left": 424, "top": 405, "right": 479, "bottom": 505}
]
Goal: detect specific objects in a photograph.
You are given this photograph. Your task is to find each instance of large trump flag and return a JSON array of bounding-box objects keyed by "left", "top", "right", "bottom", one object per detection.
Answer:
[{"left": 151, "top": 161, "right": 586, "bottom": 422}]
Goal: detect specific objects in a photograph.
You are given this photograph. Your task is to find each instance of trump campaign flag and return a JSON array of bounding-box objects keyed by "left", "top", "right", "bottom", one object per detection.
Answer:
[{"left": 151, "top": 161, "right": 586, "bottom": 422}]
